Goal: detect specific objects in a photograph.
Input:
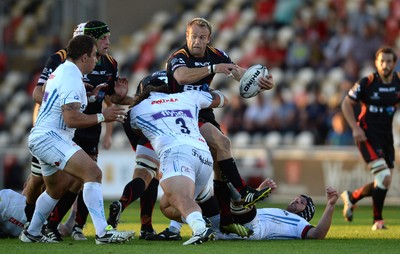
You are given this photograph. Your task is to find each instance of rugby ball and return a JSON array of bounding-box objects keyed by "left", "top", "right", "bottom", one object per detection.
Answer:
[{"left": 239, "top": 64, "right": 268, "bottom": 98}]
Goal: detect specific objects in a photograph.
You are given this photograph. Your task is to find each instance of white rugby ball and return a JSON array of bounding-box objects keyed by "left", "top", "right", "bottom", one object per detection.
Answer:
[{"left": 239, "top": 64, "right": 268, "bottom": 98}]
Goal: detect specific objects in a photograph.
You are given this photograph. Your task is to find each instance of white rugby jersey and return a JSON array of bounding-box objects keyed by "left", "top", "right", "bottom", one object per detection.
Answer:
[
  {"left": 217, "top": 208, "right": 313, "bottom": 240},
  {"left": 31, "top": 60, "right": 87, "bottom": 139},
  {"left": 247, "top": 208, "right": 313, "bottom": 240},
  {"left": 0, "top": 189, "right": 27, "bottom": 237},
  {"left": 130, "top": 91, "right": 213, "bottom": 155}
]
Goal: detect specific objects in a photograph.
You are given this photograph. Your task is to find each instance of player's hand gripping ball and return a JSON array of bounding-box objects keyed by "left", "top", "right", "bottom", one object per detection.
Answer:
[{"left": 239, "top": 64, "right": 268, "bottom": 98}]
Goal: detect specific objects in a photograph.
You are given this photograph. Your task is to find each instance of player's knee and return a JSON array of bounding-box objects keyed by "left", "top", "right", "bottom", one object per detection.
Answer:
[
  {"left": 68, "top": 176, "right": 83, "bottom": 193},
  {"left": 368, "top": 158, "right": 387, "bottom": 174},
  {"left": 214, "top": 132, "right": 231, "bottom": 151},
  {"left": 195, "top": 185, "right": 213, "bottom": 204},
  {"left": 159, "top": 194, "right": 170, "bottom": 211},
  {"left": 383, "top": 174, "right": 392, "bottom": 189},
  {"left": 86, "top": 167, "right": 102, "bottom": 182},
  {"left": 374, "top": 168, "right": 391, "bottom": 190},
  {"left": 135, "top": 157, "right": 158, "bottom": 179}
]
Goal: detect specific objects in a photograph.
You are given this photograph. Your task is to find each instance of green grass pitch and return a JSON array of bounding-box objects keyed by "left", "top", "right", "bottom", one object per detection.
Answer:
[{"left": 2, "top": 200, "right": 399, "bottom": 254}]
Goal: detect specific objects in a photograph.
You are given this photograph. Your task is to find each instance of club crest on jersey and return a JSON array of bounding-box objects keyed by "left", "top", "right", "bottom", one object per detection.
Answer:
[
  {"left": 370, "top": 92, "right": 380, "bottom": 100},
  {"left": 171, "top": 58, "right": 185, "bottom": 65}
]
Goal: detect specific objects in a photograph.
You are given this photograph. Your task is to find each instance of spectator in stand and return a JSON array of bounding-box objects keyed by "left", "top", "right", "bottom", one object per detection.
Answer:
[
  {"left": 351, "top": 19, "right": 383, "bottom": 68},
  {"left": 303, "top": 84, "right": 329, "bottom": 145},
  {"left": 285, "top": 29, "right": 311, "bottom": 71},
  {"left": 220, "top": 94, "right": 247, "bottom": 135},
  {"left": 323, "top": 21, "right": 355, "bottom": 69},
  {"left": 326, "top": 110, "right": 354, "bottom": 146},
  {"left": 243, "top": 93, "right": 277, "bottom": 136},
  {"left": 273, "top": 86, "right": 298, "bottom": 135}
]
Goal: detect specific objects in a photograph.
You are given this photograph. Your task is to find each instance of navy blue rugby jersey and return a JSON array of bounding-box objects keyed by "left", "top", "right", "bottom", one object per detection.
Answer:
[
  {"left": 166, "top": 44, "right": 233, "bottom": 93},
  {"left": 348, "top": 72, "right": 400, "bottom": 133}
]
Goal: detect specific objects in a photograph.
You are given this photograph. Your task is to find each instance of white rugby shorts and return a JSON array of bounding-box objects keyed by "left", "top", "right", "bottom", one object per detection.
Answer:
[
  {"left": 159, "top": 145, "right": 213, "bottom": 198},
  {"left": 28, "top": 130, "right": 81, "bottom": 176}
]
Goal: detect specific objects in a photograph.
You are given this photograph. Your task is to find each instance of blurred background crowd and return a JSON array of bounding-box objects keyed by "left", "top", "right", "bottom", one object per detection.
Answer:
[{"left": 1, "top": 0, "right": 400, "bottom": 189}]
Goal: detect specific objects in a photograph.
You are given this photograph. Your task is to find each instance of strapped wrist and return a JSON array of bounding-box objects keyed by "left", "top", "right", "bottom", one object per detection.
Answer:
[
  {"left": 208, "top": 64, "right": 214, "bottom": 74},
  {"left": 97, "top": 113, "right": 105, "bottom": 123}
]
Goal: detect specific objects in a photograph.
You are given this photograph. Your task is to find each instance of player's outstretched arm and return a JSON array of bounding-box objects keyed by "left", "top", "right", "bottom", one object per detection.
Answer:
[{"left": 306, "top": 187, "right": 338, "bottom": 239}]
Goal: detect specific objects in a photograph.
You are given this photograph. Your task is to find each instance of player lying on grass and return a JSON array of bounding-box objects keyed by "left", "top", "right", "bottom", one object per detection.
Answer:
[{"left": 161, "top": 178, "right": 338, "bottom": 240}]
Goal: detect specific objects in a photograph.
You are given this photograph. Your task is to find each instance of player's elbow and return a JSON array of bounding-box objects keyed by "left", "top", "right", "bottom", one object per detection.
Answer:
[
  {"left": 306, "top": 228, "right": 328, "bottom": 240},
  {"left": 313, "top": 233, "right": 327, "bottom": 240},
  {"left": 64, "top": 119, "right": 78, "bottom": 128},
  {"left": 32, "top": 86, "right": 44, "bottom": 104}
]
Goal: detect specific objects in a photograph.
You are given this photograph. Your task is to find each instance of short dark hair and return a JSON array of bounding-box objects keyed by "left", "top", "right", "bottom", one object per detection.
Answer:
[
  {"left": 376, "top": 46, "right": 397, "bottom": 62},
  {"left": 66, "top": 35, "right": 96, "bottom": 60}
]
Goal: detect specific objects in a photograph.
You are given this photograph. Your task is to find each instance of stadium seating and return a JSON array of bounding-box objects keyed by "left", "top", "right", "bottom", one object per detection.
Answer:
[{"left": 1, "top": 0, "right": 400, "bottom": 152}]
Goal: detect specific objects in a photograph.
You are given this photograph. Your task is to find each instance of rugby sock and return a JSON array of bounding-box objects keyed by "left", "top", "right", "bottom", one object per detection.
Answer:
[
  {"left": 24, "top": 202, "right": 35, "bottom": 222},
  {"left": 186, "top": 211, "right": 206, "bottom": 234},
  {"left": 63, "top": 199, "right": 77, "bottom": 229},
  {"left": 47, "top": 191, "right": 77, "bottom": 230},
  {"left": 352, "top": 182, "right": 374, "bottom": 203},
  {"left": 82, "top": 182, "right": 108, "bottom": 237},
  {"left": 232, "top": 206, "right": 257, "bottom": 225},
  {"left": 120, "top": 178, "right": 146, "bottom": 211},
  {"left": 217, "top": 158, "right": 247, "bottom": 193},
  {"left": 140, "top": 178, "right": 158, "bottom": 231},
  {"left": 199, "top": 195, "right": 220, "bottom": 218},
  {"left": 168, "top": 220, "right": 183, "bottom": 233},
  {"left": 207, "top": 214, "right": 220, "bottom": 232},
  {"left": 75, "top": 190, "right": 89, "bottom": 228},
  {"left": 372, "top": 187, "right": 388, "bottom": 221},
  {"left": 213, "top": 180, "right": 234, "bottom": 225},
  {"left": 28, "top": 191, "right": 58, "bottom": 236}
]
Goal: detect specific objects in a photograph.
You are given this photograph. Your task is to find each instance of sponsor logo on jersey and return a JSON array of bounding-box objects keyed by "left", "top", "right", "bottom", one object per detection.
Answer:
[
  {"left": 379, "top": 87, "right": 396, "bottom": 92},
  {"left": 194, "top": 62, "right": 210, "bottom": 67},
  {"left": 151, "top": 98, "right": 178, "bottom": 104},
  {"left": 152, "top": 109, "right": 193, "bottom": 119},
  {"left": 183, "top": 84, "right": 209, "bottom": 91}
]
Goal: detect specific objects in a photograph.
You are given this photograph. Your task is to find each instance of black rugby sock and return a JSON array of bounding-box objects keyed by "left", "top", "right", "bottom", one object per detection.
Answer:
[
  {"left": 372, "top": 187, "right": 388, "bottom": 221},
  {"left": 75, "top": 190, "right": 89, "bottom": 228},
  {"left": 213, "top": 180, "right": 234, "bottom": 225},
  {"left": 120, "top": 178, "right": 146, "bottom": 211},
  {"left": 24, "top": 202, "right": 35, "bottom": 222},
  {"left": 218, "top": 158, "right": 246, "bottom": 192},
  {"left": 47, "top": 191, "right": 78, "bottom": 229},
  {"left": 140, "top": 178, "right": 158, "bottom": 231},
  {"left": 199, "top": 195, "right": 220, "bottom": 218}
]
